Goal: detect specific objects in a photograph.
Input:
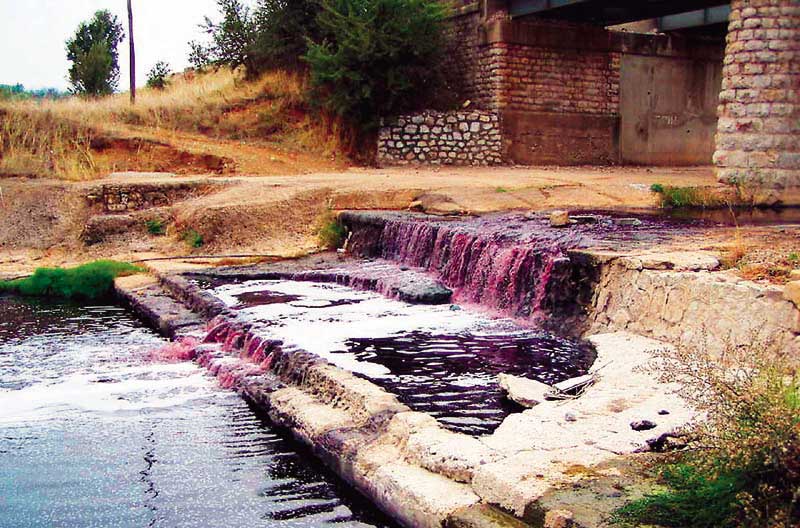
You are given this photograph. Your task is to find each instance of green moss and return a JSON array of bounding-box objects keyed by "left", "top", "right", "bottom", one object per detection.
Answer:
[
  {"left": 612, "top": 463, "right": 743, "bottom": 528},
  {"left": 0, "top": 260, "right": 143, "bottom": 301},
  {"left": 496, "top": 187, "right": 509, "bottom": 193}
]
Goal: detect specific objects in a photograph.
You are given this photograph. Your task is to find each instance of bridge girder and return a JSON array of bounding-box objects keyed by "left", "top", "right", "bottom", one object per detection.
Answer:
[{"left": 509, "top": 0, "right": 731, "bottom": 27}]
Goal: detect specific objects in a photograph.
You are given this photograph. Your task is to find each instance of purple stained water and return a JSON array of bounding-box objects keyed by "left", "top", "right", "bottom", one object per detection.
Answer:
[
  {"left": 0, "top": 295, "right": 394, "bottom": 528},
  {"left": 343, "top": 211, "right": 701, "bottom": 319},
  {"left": 340, "top": 331, "right": 593, "bottom": 436}
]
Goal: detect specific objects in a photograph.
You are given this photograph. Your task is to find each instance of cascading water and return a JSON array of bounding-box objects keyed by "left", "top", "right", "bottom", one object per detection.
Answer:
[
  {"left": 205, "top": 279, "right": 594, "bottom": 435},
  {"left": 347, "top": 212, "right": 585, "bottom": 318},
  {"left": 342, "top": 211, "right": 695, "bottom": 320}
]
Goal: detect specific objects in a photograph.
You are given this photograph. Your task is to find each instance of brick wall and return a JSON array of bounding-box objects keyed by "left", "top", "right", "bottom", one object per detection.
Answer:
[
  {"left": 714, "top": 0, "right": 800, "bottom": 200},
  {"left": 490, "top": 43, "right": 621, "bottom": 115},
  {"left": 441, "top": 8, "right": 494, "bottom": 108},
  {"left": 378, "top": 110, "right": 503, "bottom": 166}
]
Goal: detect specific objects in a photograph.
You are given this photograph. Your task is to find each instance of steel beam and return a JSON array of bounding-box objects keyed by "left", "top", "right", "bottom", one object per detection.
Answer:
[
  {"left": 509, "top": 0, "right": 731, "bottom": 26},
  {"left": 657, "top": 5, "right": 731, "bottom": 31},
  {"left": 509, "top": 0, "right": 590, "bottom": 18}
]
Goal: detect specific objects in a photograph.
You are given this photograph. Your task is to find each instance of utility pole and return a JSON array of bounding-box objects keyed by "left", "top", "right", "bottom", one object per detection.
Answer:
[{"left": 128, "top": 0, "right": 136, "bottom": 104}]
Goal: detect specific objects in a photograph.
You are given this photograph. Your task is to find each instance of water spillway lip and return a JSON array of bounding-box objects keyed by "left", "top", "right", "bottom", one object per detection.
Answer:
[{"left": 205, "top": 279, "right": 594, "bottom": 436}]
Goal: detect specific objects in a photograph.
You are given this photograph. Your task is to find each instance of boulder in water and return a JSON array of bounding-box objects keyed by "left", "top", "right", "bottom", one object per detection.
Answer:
[{"left": 499, "top": 374, "right": 551, "bottom": 408}]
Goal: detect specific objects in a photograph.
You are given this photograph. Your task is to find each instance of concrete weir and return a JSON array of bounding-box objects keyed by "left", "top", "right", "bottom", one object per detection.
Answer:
[{"left": 114, "top": 211, "right": 799, "bottom": 528}]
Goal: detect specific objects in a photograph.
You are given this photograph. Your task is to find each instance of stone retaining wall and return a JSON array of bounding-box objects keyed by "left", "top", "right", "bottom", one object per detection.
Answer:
[
  {"left": 587, "top": 255, "right": 800, "bottom": 357},
  {"left": 86, "top": 182, "right": 217, "bottom": 213},
  {"left": 377, "top": 110, "right": 503, "bottom": 166}
]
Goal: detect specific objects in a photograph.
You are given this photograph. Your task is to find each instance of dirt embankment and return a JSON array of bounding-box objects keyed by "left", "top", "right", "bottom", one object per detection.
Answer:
[{"left": 1, "top": 166, "right": 797, "bottom": 284}]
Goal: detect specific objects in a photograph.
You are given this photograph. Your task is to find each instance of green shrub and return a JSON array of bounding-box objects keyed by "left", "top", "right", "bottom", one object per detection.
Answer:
[
  {"left": 146, "top": 61, "right": 171, "bottom": 90},
  {"left": 613, "top": 338, "right": 800, "bottom": 527},
  {"left": 649, "top": 184, "right": 725, "bottom": 208},
  {"left": 317, "top": 212, "right": 346, "bottom": 249},
  {"left": 0, "top": 260, "right": 143, "bottom": 300},
  {"left": 182, "top": 229, "right": 204, "bottom": 248},
  {"left": 146, "top": 218, "right": 166, "bottom": 235},
  {"left": 305, "top": 0, "right": 449, "bottom": 137}
]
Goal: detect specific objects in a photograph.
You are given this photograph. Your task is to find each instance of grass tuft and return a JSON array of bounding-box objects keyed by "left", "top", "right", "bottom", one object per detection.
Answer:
[
  {"left": 316, "top": 211, "right": 346, "bottom": 250},
  {"left": 146, "top": 219, "right": 167, "bottom": 236},
  {"left": 0, "top": 260, "right": 143, "bottom": 300},
  {"left": 181, "top": 229, "right": 204, "bottom": 249},
  {"left": 650, "top": 184, "right": 725, "bottom": 208}
]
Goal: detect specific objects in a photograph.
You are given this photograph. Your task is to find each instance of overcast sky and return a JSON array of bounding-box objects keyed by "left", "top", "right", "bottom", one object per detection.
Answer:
[{"left": 0, "top": 0, "right": 228, "bottom": 91}]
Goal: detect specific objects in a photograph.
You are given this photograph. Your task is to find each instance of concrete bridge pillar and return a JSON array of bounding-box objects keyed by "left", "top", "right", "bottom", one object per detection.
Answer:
[{"left": 714, "top": 0, "right": 800, "bottom": 204}]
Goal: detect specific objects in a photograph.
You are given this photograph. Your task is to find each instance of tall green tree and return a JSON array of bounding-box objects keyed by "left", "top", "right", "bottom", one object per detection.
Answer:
[
  {"left": 190, "top": 0, "right": 321, "bottom": 75},
  {"left": 251, "top": 0, "right": 321, "bottom": 69},
  {"left": 305, "top": 0, "right": 449, "bottom": 134},
  {"left": 66, "top": 10, "right": 125, "bottom": 96},
  {"left": 190, "top": 0, "right": 255, "bottom": 73}
]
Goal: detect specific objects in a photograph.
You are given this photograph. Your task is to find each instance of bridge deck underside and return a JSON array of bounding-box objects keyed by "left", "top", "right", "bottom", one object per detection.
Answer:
[{"left": 510, "top": 0, "right": 731, "bottom": 26}]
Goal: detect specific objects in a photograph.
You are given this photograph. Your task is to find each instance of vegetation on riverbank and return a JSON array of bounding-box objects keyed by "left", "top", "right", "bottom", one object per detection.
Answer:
[
  {"left": 316, "top": 210, "right": 347, "bottom": 249},
  {"left": 0, "top": 68, "right": 343, "bottom": 180},
  {"left": 613, "top": 339, "right": 800, "bottom": 527},
  {"left": 650, "top": 183, "right": 729, "bottom": 208},
  {"left": 0, "top": 260, "right": 143, "bottom": 300}
]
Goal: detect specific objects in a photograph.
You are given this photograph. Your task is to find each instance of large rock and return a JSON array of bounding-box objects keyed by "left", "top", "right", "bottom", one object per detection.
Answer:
[
  {"left": 499, "top": 374, "right": 551, "bottom": 408},
  {"left": 784, "top": 281, "right": 800, "bottom": 309}
]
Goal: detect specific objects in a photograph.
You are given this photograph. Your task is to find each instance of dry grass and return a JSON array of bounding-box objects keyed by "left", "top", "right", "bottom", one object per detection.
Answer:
[
  {"left": 717, "top": 226, "right": 799, "bottom": 285},
  {"left": 0, "top": 68, "right": 346, "bottom": 180}
]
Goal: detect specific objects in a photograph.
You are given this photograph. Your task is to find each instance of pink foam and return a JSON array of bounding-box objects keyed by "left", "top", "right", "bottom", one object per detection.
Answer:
[{"left": 148, "top": 337, "right": 200, "bottom": 363}]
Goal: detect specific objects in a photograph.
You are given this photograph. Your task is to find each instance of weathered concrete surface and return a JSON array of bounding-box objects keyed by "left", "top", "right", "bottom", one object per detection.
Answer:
[
  {"left": 475, "top": 333, "right": 693, "bottom": 521},
  {"left": 114, "top": 275, "right": 205, "bottom": 338},
  {"left": 620, "top": 54, "right": 722, "bottom": 166}
]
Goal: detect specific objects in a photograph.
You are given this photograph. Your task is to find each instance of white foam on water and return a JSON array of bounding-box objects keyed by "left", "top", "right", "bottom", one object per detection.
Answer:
[
  {"left": 213, "top": 280, "right": 524, "bottom": 377},
  {"left": 0, "top": 359, "right": 217, "bottom": 425}
]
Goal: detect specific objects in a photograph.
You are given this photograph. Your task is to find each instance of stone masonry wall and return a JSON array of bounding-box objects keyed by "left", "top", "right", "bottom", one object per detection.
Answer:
[
  {"left": 714, "top": 0, "right": 800, "bottom": 200},
  {"left": 377, "top": 110, "right": 503, "bottom": 166},
  {"left": 589, "top": 258, "right": 800, "bottom": 358},
  {"left": 85, "top": 183, "right": 215, "bottom": 213}
]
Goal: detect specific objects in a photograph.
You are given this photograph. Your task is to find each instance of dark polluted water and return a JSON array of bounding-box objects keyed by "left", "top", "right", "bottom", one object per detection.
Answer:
[
  {"left": 0, "top": 296, "right": 393, "bottom": 528},
  {"left": 343, "top": 331, "right": 593, "bottom": 436}
]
